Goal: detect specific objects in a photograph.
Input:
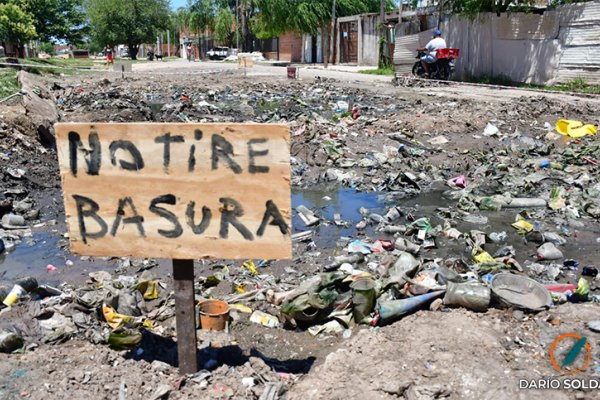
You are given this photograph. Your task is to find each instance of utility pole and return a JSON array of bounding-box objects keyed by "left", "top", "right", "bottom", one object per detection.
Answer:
[
  {"left": 329, "top": 0, "right": 336, "bottom": 66},
  {"left": 379, "top": 0, "right": 387, "bottom": 68},
  {"left": 236, "top": 0, "right": 240, "bottom": 51},
  {"left": 167, "top": 30, "right": 171, "bottom": 57}
]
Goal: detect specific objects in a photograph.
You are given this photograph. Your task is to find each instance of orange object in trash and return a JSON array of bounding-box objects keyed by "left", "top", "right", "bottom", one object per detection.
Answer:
[{"left": 198, "top": 299, "right": 230, "bottom": 331}]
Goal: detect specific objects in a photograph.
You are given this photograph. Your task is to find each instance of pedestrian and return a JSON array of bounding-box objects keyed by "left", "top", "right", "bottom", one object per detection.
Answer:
[
  {"left": 186, "top": 43, "right": 192, "bottom": 62},
  {"left": 105, "top": 45, "right": 114, "bottom": 66}
]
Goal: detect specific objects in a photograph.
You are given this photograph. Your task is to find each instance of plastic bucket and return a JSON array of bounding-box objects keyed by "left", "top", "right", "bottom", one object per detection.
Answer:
[
  {"left": 287, "top": 67, "right": 298, "bottom": 79},
  {"left": 198, "top": 299, "right": 230, "bottom": 331}
]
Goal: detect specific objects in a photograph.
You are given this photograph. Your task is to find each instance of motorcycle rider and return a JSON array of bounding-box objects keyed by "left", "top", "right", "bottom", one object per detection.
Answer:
[{"left": 417, "top": 30, "right": 446, "bottom": 77}]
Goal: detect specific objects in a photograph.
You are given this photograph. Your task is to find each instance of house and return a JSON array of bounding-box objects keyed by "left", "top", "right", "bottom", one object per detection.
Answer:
[
  {"left": 335, "top": 10, "right": 408, "bottom": 66},
  {"left": 255, "top": 32, "right": 303, "bottom": 63}
]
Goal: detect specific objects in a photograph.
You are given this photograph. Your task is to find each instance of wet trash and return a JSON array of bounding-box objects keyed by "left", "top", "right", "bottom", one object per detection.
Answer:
[
  {"left": 483, "top": 123, "right": 500, "bottom": 137},
  {"left": 327, "top": 253, "right": 364, "bottom": 270},
  {"left": 0, "top": 331, "right": 24, "bottom": 353},
  {"left": 536, "top": 242, "right": 563, "bottom": 260},
  {"left": 472, "top": 248, "right": 495, "bottom": 264},
  {"left": 548, "top": 187, "right": 566, "bottom": 211},
  {"left": 376, "top": 291, "right": 445, "bottom": 325},
  {"left": 571, "top": 277, "right": 590, "bottom": 301},
  {"left": 582, "top": 267, "right": 598, "bottom": 278},
  {"left": 3, "top": 277, "right": 38, "bottom": 306},
  {"left": 102, "top": 305, "right": 153, "bottom": 330},
  {"left": 5, "top": 167, "right": 26, "bottom": 179},
  {"left": 250, "top": 310, "right": 279, "bottom": 328},
  {"left": 296, "top": 205, "right": 319, "bottom": 226},
  {"left": 1, "top": 213, "right": 26, "bottom": 229},
  {"left": 292, "top": 231, "right": 312, "bottom": 242},
  {"left": 394, "top": 238, "right": 420, "bottom": 254},
  {"left": 447, "top": 175, "right": 466, "bottom": 189},
  {"left": 462, "top": 214, "right": 488, "bottom": 225},
  {"left": 107, "top": 331, "right": 142, "bottom": 350},
  {"left": 555, "top": 119, "right": 597, "bottom": 138},
  {"left": 350, "top": 277, "right": 376, "bottom": 323},
  {"left": 511, "top": 217, "right": 533, "bottom": 234},
  {"left": 490, "top": 273, "right": 552, "bottom": 311},
  {"left": 488, "top": 232, "right": 507, "bottom": 243},
  {"left": 46, "top": 264, "right": 57, "bottom": 272},
  {"left": 443, "top": 282, "right": 490, "bottom": 312},
  {"left": 348, "top": 240, "right": 372, "bottom": 254},
  {"left": 562, "top": 259, "right": 579, "bottom": 271}
]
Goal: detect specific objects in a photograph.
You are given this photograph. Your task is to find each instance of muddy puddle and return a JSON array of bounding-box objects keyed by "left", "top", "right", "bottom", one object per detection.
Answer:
[{"left": 1, "top": 187, "right": 598, "bottom": 287}]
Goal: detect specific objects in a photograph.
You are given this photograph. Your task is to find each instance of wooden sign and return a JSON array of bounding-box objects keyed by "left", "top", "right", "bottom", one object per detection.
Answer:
[{"left": 55, "top": 123, "right": 292, "bottom": 260}]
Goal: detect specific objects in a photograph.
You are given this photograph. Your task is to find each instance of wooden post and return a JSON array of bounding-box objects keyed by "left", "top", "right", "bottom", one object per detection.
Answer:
[{"left": 173, "top": 259, "right": 198, "bottom": 375}]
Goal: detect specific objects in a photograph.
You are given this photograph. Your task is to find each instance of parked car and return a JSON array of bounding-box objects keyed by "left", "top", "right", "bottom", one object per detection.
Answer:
[{"left": 207, "top": 46, "right": 229, "bottom": 60}]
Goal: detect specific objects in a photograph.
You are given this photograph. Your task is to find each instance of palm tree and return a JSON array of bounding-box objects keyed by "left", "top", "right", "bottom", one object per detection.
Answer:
[{"left": 189, "top": 0, "right": 216, "bottom": 59}]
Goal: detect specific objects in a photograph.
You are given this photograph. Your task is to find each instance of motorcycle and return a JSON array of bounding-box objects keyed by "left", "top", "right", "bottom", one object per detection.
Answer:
[{"left": 412, "top": 48, "right": 459, "bottom": 80}]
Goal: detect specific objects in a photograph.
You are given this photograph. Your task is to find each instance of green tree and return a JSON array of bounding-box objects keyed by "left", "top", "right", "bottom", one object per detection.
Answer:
[
  {"left": 39, "top": 41, "right": 55, "bottom": 54},
  {"left": 85, "top": 0, "right": 170, "bottom": 60},
  {"left": 189, "top": 0, "right": 216, "bottom": 57},
  {"left": 169, "top": 7, "right": 191, "bottom": 57},
  {"left": 0, "top": 2, "right": 36, "bottom": 57},
  {"left": 13, "top": 0, "right": 87, "bottom": 44},
  {"left": 252, "top": 0, "right": 387, "bottom": 38},
  {"left": 214, "top": 7, "right": 234, "bottom": 46}
]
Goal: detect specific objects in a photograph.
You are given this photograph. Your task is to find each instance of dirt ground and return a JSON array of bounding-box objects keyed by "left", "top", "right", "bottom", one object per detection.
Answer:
[{"left": 0, "top": 63, "right": 599, "bottom": 399}]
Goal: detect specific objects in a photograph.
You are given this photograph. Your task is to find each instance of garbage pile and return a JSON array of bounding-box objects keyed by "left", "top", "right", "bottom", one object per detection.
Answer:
[{"left": 0, "top": 265, "right": 295, "bottom": 397}]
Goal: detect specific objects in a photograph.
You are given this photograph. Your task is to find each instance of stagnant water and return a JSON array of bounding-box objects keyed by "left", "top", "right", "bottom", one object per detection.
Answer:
[{"left": 1, "top": 187, "right": 599, "bottom": 288}]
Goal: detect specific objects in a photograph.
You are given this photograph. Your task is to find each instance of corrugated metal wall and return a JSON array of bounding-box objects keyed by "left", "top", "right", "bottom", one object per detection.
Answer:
[
  {"left": 393, "top": 0, "right": 600, "bottom": 85},
  {"left": 555, "top": 0, "right": 600, "bottom": 84}
]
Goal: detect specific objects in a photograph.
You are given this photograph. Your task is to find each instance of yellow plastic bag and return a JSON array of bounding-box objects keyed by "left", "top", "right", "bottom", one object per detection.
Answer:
[
  {"left": 556, "top": 120, "right": 597, "bottom": 138},
  {"left": 242, "top": 260, "right": 258, "bottom": 275},
  {"left": 511, "top": 217, "right": 533, "bottom": 234},
  {"left": 472, "top": 248, "right": 495, "bottom": 264},
  {"left": 102, "top": 305, "right": 154, "bottom": 330},
  {"left": 136, "top": 280, "right": 158, "bottom": 300}
]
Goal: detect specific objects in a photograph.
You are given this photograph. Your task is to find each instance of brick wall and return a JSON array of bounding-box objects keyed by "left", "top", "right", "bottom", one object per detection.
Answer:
[{"left": 278, "top": 32, "right": 302, "bottom": 62}]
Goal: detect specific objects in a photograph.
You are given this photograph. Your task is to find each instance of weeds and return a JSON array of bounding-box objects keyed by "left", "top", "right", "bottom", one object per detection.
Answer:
[
  {"left": 359, "top": 66, "right": 395, "bottom": 76},
  {"left": 0, "top": 69, "right": 19, "bottom": 98},
  {"left": 546, "top": 77, "right": 600, "bottom": 94}
]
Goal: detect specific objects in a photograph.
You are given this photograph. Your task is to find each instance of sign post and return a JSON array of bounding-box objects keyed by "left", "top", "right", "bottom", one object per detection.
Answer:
[
  {"left": 173, "top": 259, "right": 197, "bottom": 374},
  {"left": 55, "top": 123, "right": 292, "bottom": 374}
]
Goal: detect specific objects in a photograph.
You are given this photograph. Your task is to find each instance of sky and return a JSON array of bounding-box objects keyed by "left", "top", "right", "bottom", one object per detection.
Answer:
[{"left": 170, "top": 0, "right": 188, "bottom": 9}]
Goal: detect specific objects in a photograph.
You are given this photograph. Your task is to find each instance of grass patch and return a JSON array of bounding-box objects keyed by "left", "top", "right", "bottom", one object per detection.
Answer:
[
  {"left": 18, "top": 57, "right": 96, "bottom": 75},
  {"left": 545, "top": 77, "right": 600, "bottom": 94},
  {"left": 359, "top": 66, "right": 394, "bottom": 76},
  {"left": 0, "top": 69, "right": 19, "bottom": 98}
]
